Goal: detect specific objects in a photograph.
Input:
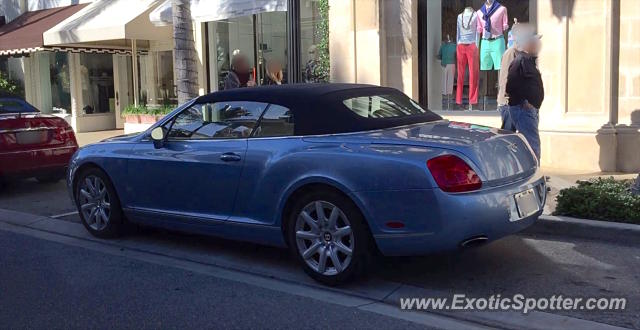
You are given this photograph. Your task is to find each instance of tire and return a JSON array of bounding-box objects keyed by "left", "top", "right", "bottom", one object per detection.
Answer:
[
  {"left": 36, "top": 172, "right": 64, "bottom": 183},
  {"left": 74, "top": 167, "right": 124, "bottom": 238},
  {"left": 286, "top": 189, "right": 373, "bottom": 285}
]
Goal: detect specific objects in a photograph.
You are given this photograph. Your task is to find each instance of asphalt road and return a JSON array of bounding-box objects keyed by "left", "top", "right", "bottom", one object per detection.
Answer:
[
  {"left": 0, "top": 179, "right": 75, "bottom": 218},
  {"left": 0, "top": 230, "right": 434, "bottom": 329},
  {"left": 1, "top": 179, "right": 639, "bottom": 329}
]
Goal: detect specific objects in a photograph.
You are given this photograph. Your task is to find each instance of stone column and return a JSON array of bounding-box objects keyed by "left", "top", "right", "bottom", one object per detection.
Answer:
[
  {"left": 67, "top": 52, "right": 83, "bottom": 132},
  {"left": 23, "top": 53, "right": 52, "bottom": 113},
  {"left": 193, "top": 21, "right": 207, "bottom": 95},
  {"left": 328, "top": 0, "right": 356, "bottom": 83}
]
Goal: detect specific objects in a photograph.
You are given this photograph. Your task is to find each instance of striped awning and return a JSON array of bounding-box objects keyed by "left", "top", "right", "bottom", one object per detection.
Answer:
[
  {"left": 0, "top": 4, "right": 88, "bottom": 56},
  {"left": 43, "top": 0, "right": 171, "bottom": 46},
  {"left": 0, "top": 45, "right": 149, "bottom": 57}
]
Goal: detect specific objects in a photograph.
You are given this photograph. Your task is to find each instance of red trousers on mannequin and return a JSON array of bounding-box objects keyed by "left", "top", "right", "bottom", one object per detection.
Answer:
[{"left": 456, "top": 43, "right": 479, "bottom": 105}]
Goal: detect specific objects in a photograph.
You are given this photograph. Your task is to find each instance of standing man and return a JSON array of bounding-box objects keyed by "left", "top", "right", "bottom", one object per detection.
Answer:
[
  {"left": 497, "top": 24, "right": 523, "bottom": 131},
  {"left": 506, "top": 25, "right": 543, "bottom": 160}
]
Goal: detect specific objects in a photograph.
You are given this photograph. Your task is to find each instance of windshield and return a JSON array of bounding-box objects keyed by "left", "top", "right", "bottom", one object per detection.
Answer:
[
  {"left": 342, "top": 93, "right": 427, "bottom": 119},
  {"left": 0, "top": 98, "right": 39, "bottom": 114}
]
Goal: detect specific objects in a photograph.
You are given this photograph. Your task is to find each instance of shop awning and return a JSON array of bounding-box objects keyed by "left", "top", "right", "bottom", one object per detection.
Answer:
[
  {"left": 149, "top": 0, "right": 287, "bottom": 26},
  {"left": 43, "top": 0, "right": 171, "bottom": 46},
  {"left": 0, "top": 4, "right": 88, "bottom": 56}
]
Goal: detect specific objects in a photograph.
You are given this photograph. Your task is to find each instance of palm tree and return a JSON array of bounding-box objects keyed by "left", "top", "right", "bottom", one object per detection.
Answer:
[{"left": 172, "top": 0, "right": 198, "bottom": 104}]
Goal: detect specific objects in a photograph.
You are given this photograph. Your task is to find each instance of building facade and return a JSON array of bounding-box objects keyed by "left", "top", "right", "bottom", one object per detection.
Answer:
[
  {"left": 328, "top": 0, "right": 640, "bottom": 173},
  {"left": 1, "top": 0, "right": 638, "bottom": 173}
]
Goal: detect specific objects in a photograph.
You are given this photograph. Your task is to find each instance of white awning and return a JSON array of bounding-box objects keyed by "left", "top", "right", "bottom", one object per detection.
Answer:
[
  {"left": 149, "top": 0, "right": 287, "bottom": 26},
  {"left": 43, "top": 0, "right": 172, "bottom": 46}
]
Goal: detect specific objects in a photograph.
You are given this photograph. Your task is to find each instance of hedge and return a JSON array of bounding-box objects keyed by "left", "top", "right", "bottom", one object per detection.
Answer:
[{"left": 553, "top": 177, "right": 640, "bottom": 224}]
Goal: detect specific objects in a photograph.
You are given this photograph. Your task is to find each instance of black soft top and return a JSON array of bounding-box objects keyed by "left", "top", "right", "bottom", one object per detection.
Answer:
[{"left": 195, "top": 83, "right": 441, "bottom": 135}]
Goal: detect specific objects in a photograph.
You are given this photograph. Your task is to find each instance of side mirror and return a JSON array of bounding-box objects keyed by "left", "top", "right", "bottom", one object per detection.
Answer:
[{"left": 150, "top": 126, "right": 166, "bottom": 149}]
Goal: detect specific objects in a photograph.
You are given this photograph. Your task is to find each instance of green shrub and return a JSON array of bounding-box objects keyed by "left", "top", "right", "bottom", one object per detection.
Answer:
[
  {"left": 121, "top": 104, "right": 175, "bottom": 117},
  {"left": 553, "top": 177, "right": 640, "bottom": 223},
  {"left": 314, "top": 0, "right": 330, "bottom": 82},
  {"left": 0, "top": 71, "right": 24, "bottom": 97}
]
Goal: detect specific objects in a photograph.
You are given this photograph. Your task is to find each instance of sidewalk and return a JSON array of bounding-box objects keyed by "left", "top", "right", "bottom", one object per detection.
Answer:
[
  {"left": 540, "top": 168, "right": 637, "bottom": 215},
  {"left": 75, "top": 129, "right": 124, "bottom": 147}
]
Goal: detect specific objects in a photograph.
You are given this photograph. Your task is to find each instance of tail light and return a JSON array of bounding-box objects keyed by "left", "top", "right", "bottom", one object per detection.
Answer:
[{"left": 426, "top": 155, "right": 482, "bottom": 193}]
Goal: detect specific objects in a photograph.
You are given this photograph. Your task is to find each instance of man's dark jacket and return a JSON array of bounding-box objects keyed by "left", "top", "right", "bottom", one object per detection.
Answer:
[{"left": 506, "top": 53, "right": 544, "bottom": 109}]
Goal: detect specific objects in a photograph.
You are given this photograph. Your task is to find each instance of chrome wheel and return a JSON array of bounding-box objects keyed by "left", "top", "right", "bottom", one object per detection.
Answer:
[
  {"left": 78, "top": 175, "right": 111, "bottom": 231},
  {"left": 295, "top": 201, "right": 354, "bottom": 276}
]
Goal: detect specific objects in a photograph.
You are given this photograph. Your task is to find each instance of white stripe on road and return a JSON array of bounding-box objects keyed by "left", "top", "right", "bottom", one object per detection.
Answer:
[{"left": 50, "top": 211, "right": 78, "bottom": 219}]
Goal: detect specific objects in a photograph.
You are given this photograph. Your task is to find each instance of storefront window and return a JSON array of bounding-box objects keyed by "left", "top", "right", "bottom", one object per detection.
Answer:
[
  {"left": 48, "top": 52, "right": 71, "bottom": 114},
  {"left": 210, "top": 16, "right": 257, "bottom": 91},
  {"left": 79, "top": 53, "right": 114, "bottom": 114},
  {"left": 422, "top": 0, "right": 530, "bottom": 111},
  {"left": 139, "top": 50, "right": 176, "bottom": 106},
  {"left": 206, "top": 9, "right": 290, "bottom": 91},
  {"left": 156, "top": 51, "right": 176, "bottom": 104}
]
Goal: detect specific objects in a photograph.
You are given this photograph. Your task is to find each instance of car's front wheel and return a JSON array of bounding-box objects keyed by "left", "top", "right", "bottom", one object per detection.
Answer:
[
  {"left": 287, "top": 190, "right": 372, "bottom": 285},
  {"left": 75, "top": 168, "right": 124, "bottom": 238}
]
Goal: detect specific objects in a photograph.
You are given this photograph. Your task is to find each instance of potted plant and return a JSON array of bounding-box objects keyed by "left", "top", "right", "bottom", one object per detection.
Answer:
[
  {"left": 122, "top": 104, "right": 175, "bottom": 124},
  {"left": 122, "top": 105, "right": 142, "bottom": 124}
]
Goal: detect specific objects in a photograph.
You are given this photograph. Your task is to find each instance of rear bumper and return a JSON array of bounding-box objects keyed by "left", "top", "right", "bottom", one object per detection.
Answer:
[
  {"left": 352, "top": 171, "right": 546, "bottom": 256},
  {"left": 0, "top": 146, "right": 77, "bottom": 178}
]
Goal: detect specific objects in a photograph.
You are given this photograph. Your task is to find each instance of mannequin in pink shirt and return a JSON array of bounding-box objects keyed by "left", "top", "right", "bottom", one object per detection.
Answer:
[
  {"left": 476, "top": 0, "right": 509, "bottom": 39},
  {"left": 477, "top": 0, "right": 509, "bottom": 71}
]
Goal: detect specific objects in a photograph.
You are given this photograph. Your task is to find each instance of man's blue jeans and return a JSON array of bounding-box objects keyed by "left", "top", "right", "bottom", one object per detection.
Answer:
[
  {"left": 498, "top": 105, "right": 516, "bottom": 132},
  {"left": 509, "top": 102, "right": 540, "bottom": 160}
]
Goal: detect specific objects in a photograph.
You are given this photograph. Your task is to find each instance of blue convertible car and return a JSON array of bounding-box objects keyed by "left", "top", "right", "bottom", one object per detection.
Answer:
[{"left": 68, "top": 84, "right": 546, "bottom": 284}]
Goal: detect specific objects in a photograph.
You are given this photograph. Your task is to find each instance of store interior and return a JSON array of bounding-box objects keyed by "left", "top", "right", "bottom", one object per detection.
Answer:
[{"left": 421, "top": 0, "right": 531, "bottom": 111}]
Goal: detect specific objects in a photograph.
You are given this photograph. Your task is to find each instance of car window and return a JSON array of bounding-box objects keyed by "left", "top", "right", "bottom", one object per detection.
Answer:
[
  {"left": 253, "top": 104, "right": 294, "bottom": 138},
  {"left": 342, "top": 94, "right": 426, "bottom": 118},
  {"left": 166, "top": 101, "right": 267, "bottom": 140},
  {"left": 0, "top": 98, "right": 38, "bottom": 114}
]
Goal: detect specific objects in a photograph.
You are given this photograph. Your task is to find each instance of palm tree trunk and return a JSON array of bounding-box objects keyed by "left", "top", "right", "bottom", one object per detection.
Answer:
[{"left": 172, "top": 0, "right": 198, "bottom": 105}]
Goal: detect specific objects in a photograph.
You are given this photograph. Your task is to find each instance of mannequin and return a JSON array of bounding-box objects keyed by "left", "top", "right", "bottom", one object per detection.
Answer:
[
  {"left": 455, "top": 6, "right": 479, "bottom": 108},
  {"left": 437, "top": 34, "right": 456, "bottom": 108},
  {"left": 477, "top": 0, "right": 508, "bottom": 71}
]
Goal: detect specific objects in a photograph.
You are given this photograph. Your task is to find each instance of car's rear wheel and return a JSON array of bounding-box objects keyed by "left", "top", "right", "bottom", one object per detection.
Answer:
[
  {"left": 75, "top": 168, "right": 123, "bottom": 238},
  {"left": 287, "top": 190, "right": 372, "bottom": 285}
]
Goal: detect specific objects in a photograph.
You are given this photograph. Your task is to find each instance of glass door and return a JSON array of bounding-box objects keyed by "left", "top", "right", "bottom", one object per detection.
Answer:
[{"left": 255, "top": 11, "right": 288, "bottom": 86}]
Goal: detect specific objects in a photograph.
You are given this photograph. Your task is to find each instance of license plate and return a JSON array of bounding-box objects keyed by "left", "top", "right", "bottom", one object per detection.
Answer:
[
  {"left": 514, "top": 188, "right": 539, "bottom": 219},
  {"left": 16, "top": 130, "right": 48, "bottom": 145}
]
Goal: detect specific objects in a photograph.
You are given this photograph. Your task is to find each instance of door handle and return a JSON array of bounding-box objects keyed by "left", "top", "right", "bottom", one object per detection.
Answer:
[{"left": 220, "top": 152, "right": 241, "bottom": 162}]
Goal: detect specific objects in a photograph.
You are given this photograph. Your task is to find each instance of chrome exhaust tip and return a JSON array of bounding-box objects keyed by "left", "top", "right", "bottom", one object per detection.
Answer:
[{"left": 460, "top": 236, "right": 489, "bottom": 248}]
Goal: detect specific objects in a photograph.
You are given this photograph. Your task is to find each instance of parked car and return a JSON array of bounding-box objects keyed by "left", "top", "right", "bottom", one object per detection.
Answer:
[
  {"left": 67, "top": 84, "right": 546, "bottom": 284},
  {"left": 0, "top": 96, "right": 78, "bottom": 184}
]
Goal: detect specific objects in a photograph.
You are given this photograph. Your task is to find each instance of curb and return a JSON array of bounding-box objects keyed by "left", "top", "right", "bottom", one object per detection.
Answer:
[{"left": 524, "top": 215, "right": 640, "bottom": 244}]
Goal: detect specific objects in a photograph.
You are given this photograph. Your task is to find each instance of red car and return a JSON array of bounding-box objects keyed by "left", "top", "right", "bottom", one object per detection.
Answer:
[{"left": 0, "top": 97, "right": 78, "bottom": 184}]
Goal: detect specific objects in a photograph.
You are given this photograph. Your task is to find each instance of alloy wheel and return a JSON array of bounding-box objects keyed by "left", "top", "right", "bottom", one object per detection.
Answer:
[
  {"left": 78, "top": 175, "right": 111, "bottom": 231},
  {"left": 294, "top": 200, "right": 354, "bottom": 276}
]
